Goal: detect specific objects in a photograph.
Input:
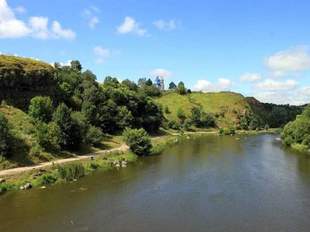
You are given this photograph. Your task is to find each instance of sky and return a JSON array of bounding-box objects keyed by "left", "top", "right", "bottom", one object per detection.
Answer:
[{"left": 1, "top": 0, "right": 310, "bottom": 105}]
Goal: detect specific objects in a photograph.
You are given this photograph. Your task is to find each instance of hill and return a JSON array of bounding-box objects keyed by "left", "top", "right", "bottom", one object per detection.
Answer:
[
  {"left": 0, "top": 55, "right": 56, "bottom": 109},
  {"left": 155, "top": 91, "right": 252, "bottom": 128},
  {"left": 155, "top": 91, "right": 303, "bottom": 128}
]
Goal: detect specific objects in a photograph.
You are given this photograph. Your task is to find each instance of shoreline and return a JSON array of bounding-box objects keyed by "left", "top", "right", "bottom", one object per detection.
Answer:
[{"left": 0, "top": 129, "right": 277, "bottom": 195}]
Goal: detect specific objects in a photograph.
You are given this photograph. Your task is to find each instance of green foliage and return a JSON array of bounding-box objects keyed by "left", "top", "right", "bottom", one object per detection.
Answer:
[
  {"left": 52, "top": 103, "right": 77, "bottom": 149},
  {"left": 164, "top": 106, "right": 170, "bottom": 114},
  {"left": 282, "top": 106, "right": 310, "bottom": 150},
  {"left": 177, "top": 108, "right": 187, "bottom": 123},
  {"left": 219, "top": 127, "right": 236, "bottom": 135},
  {"left": 169, "top": 82, "right": 177, "bottom": 90},
  {"left": 34, "top": 121, "right": 61, "bottom": 151},
  {"left": 123, "top": 128, "right": 152, "bottom": 156},
  {"left": 36, "top": 173, "right": 58, "bottom": 186},
  {"left": 168, "top": 120, "right": 181, "bottom": 130},
  {"left": 0, "top": 113, "right": 10, "bottom": 157},
  {"left": 85, "top": 126, "right": 104, "bottom": 146},
  {"left": 190, "top": 106, "right": 216, "bottom": 128},
  {"left": 28, "top": 96, "right": 53, "bottom": 123},
  {"left": 58, "top": 163, "right": 85, "bottom": 181},
  {"left": 177, "top": 81, "right": 187, "bottom": 95}
]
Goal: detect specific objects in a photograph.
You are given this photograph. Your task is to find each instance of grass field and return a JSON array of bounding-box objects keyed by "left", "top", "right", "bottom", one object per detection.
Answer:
[{"left": 155, "top": 91, "right": 251, "bottom": 127}]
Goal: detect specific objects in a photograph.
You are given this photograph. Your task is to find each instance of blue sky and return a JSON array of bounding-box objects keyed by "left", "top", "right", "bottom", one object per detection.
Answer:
[{"left": 1, "top": 0, "right": 310, "bottom": 105}]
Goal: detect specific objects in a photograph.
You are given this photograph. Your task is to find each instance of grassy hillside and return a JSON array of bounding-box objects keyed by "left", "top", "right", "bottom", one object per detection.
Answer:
[{"left": 155, "top": 91, "right": 251, "bottom": 127}]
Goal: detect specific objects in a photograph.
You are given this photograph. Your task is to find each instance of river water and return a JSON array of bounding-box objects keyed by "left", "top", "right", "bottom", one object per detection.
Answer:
[{"left": 1, "top": 134, "right": 310, "bottom": 232}]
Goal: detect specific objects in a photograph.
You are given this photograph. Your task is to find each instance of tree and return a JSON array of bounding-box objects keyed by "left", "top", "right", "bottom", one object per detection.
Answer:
[
  {"left": 34, "top": 122, "right": 61, "bottom": 151},
  {"left": 169, "top": 82, "right": 177, "bottom": 90},
  {"left": 177, "top": 82, "right": 187, "bottom": 95},
  {"left": 177, "top": 108, "right": 187, "bottom": 124},
  {"left": 282, "top": 105, "right": 310, "bottom": 150},
  {"left": 123, "top": 128, "right": 152, "bottom": 156},
  {"left": 122, "top": 79, "right": 138, "bottom": 91},
  {"left": 70, "top": 60, "right": 82, "bottom": 72},
  {"left": 52, "top": 103, "right": 76, "bottom": 149},
  {"left": 0, "top": 113, "right": 10, "bottom": 157},
  {"left": 85, "top": 126, "right": 104, "bottom": 146},
  {"left": 28, "top": 96, "right": 53, "bottom": 123}
]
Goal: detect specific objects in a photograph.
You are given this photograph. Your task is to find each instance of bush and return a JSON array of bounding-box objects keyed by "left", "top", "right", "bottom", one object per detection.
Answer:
[
  {"left": 34, "top": 122, "right": 61, "bottom": 151},
  {"left": 58, "top": 163, "right": 85, "bottom": 181},
  {"left": 168, "top": 120, "right": 181, "bottom": 130},
  {"left": 219, "top": 127, "right": 236, "bottom": 135},
  {"left": 37, "top": 173, "right": 57, "bottom": 185},
  {"left": 0, "top": 113, "right": 10, "bottom": 157},
  {"left": 85, "top": 126, "right": 104, "bottom": 146},
  {"left": 28, "top": 96, "right": 53, "bottom": 123},
  {"left": 177, "top": 108, "right": 186, "bottom": 124},
  {"left": 123, "top": 128, "right": 152, "bottom": 156}
]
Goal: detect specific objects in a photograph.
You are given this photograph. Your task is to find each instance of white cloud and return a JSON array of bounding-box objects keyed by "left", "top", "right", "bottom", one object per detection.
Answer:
[
  {"left": 0, "top": 0, "right": 30, "bottom": 38},
  {"left": 82, "top": 7, "right": 100, "bottom": 29},
  {"left": 117, "top": 17, "right": 147, "bottom": 36},
  {"left": 0, "top": 0, "right": 75, "bottom": 40},
  {"left": 29, "top": 17, "right": 49, "bottom": 39},
  {"left": 89, "top": 16, "right": 99, "bottom": 29},
  {"left": 240, "top": 73, "right": 262, "bottom": 82},
  {"left": 266, "top": 47, "right": 310, "bottom": 76},
  {"left": 254, "top": 87, "right": 310, "bottom": 105},
  {"left": 193, "top": 78, "right": 232, "bottom": 92},
  {"left": 150, "top": 68, "right": 172, "bottom": 78},
  {"left": 14, "top": 6, "right": 26, "bottom": 14},
  {"left": 256, "top": 79, "right": 297, "bottom": 91},
  {"left": 153, "top": 19, "right": 176, "bottom": 31},
  {"left": 94, "top": 46, "right": 111, "bottom": 63},
  {"left": 51, "top": 21, "right": 75, "bottom": 40}
]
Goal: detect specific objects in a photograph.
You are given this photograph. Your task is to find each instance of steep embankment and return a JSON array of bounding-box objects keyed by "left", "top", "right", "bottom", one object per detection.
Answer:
[
  {"left": 0, "top": 55, "right": 56, "bottom": 109},
  {"left": 155, "top": 91, "right": 252, "bottom": 128}
]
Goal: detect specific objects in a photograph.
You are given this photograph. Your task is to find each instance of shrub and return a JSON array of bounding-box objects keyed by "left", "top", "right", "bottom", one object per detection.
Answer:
[
  {"left": 168, "top": 120, "right": 181, "bottom": 130},
  {"left": 58, "top": 163, "right": 85, "bottom": 181},
  {"left": 0, "top": 113, "right": 10, "bottom": 157},
  {"left": 177, "top": 108, "right": 187, "bottom": 124},
  {"left": 34, "top": 122, "right": 61, "bottom": 151},
  {"left": 85, "top": 126, "right": 104, "bottom": 146},
  {"left": 28, "top": 96, "right": 53, "bottom": 123},
  {"left": 37, "top": 173, "right": 57, "bottom": 185},
  {"left": 123, "top": 128, "right": 152, "bottom": 156}
]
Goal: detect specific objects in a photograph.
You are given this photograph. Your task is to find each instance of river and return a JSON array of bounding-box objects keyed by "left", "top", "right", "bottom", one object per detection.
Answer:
[{"left": 1, "top": 134, "right": 310, "bottom": 232}]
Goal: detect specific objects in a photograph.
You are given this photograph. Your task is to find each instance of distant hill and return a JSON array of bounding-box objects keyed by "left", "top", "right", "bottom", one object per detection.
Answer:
[
  {"left": 155, "top": 91, "right": 303, "bottom": 128},
  {"left": 0, "top": 55, "right": 56, "bottom": 109},
  {"left": 155, "top": 91, "right": 252, "bottom": 128}
]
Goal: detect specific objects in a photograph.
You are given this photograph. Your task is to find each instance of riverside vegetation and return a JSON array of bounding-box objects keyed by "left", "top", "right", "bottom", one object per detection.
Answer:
[{"left": 0, "top": 55, "right": 306, "bottom": 193}]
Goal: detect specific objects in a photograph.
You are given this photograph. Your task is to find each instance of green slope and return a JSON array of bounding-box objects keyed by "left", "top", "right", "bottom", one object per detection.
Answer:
[{"left": 155, "top": 91, "right": 252, "bottom": 127}]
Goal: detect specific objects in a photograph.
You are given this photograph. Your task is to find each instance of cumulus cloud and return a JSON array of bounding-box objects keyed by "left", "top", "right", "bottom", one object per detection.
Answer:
[
  {"left": 193, "top": 78, "right": 232, "bottom": 92},
  {"left": 265, "top": 47, "right": 310, "bottom": 76},
  {"left": 14, "top": 6, "right": 26, "bottom": 14},
  {"left": 240, "top": 73, "right": 262, "bottom": 82},
  {"left": 51, "top": 21, "right": 75, "bottom": 39},
  {"left": 150, "top": 68, "right": 172, "bottom": 78},
  {"left": 153, "top": 19, "right": 176, "bottom": 31},
  {"left": 256, "top": 79, "right": 297, "bottom": 91},
  {"left": 94, "top": 46, "right": 111, "bottom": 63},
  {"left": 0, "top": 0, "right": 75, "bottom": 40},
  {"left": 117, "top": 17, "right": 147, "bottom": 36},
  {"left": 82, "top": 7, "right": 100, "bottom": 29},
  {"left": 254, "top": 87, "right": 310, "bottom": 105}
]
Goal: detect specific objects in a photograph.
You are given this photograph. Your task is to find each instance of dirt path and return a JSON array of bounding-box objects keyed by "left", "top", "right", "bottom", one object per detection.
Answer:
[{"left": 0, "top": 144, "right": 129, "bottom": 177}]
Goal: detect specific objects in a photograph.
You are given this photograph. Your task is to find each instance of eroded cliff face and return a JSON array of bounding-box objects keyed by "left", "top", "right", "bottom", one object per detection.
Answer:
[{"left": 0, "top": 55, "right": 57, "bottom": 109}]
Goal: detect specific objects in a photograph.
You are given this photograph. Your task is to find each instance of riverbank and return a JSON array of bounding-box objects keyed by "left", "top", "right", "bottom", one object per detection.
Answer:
[
  {"left": 0, "top": 129, "right": 277, "bottom": 194},
  {"left": 0, "top": 132, "right": 184, "bottom": 194}
]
